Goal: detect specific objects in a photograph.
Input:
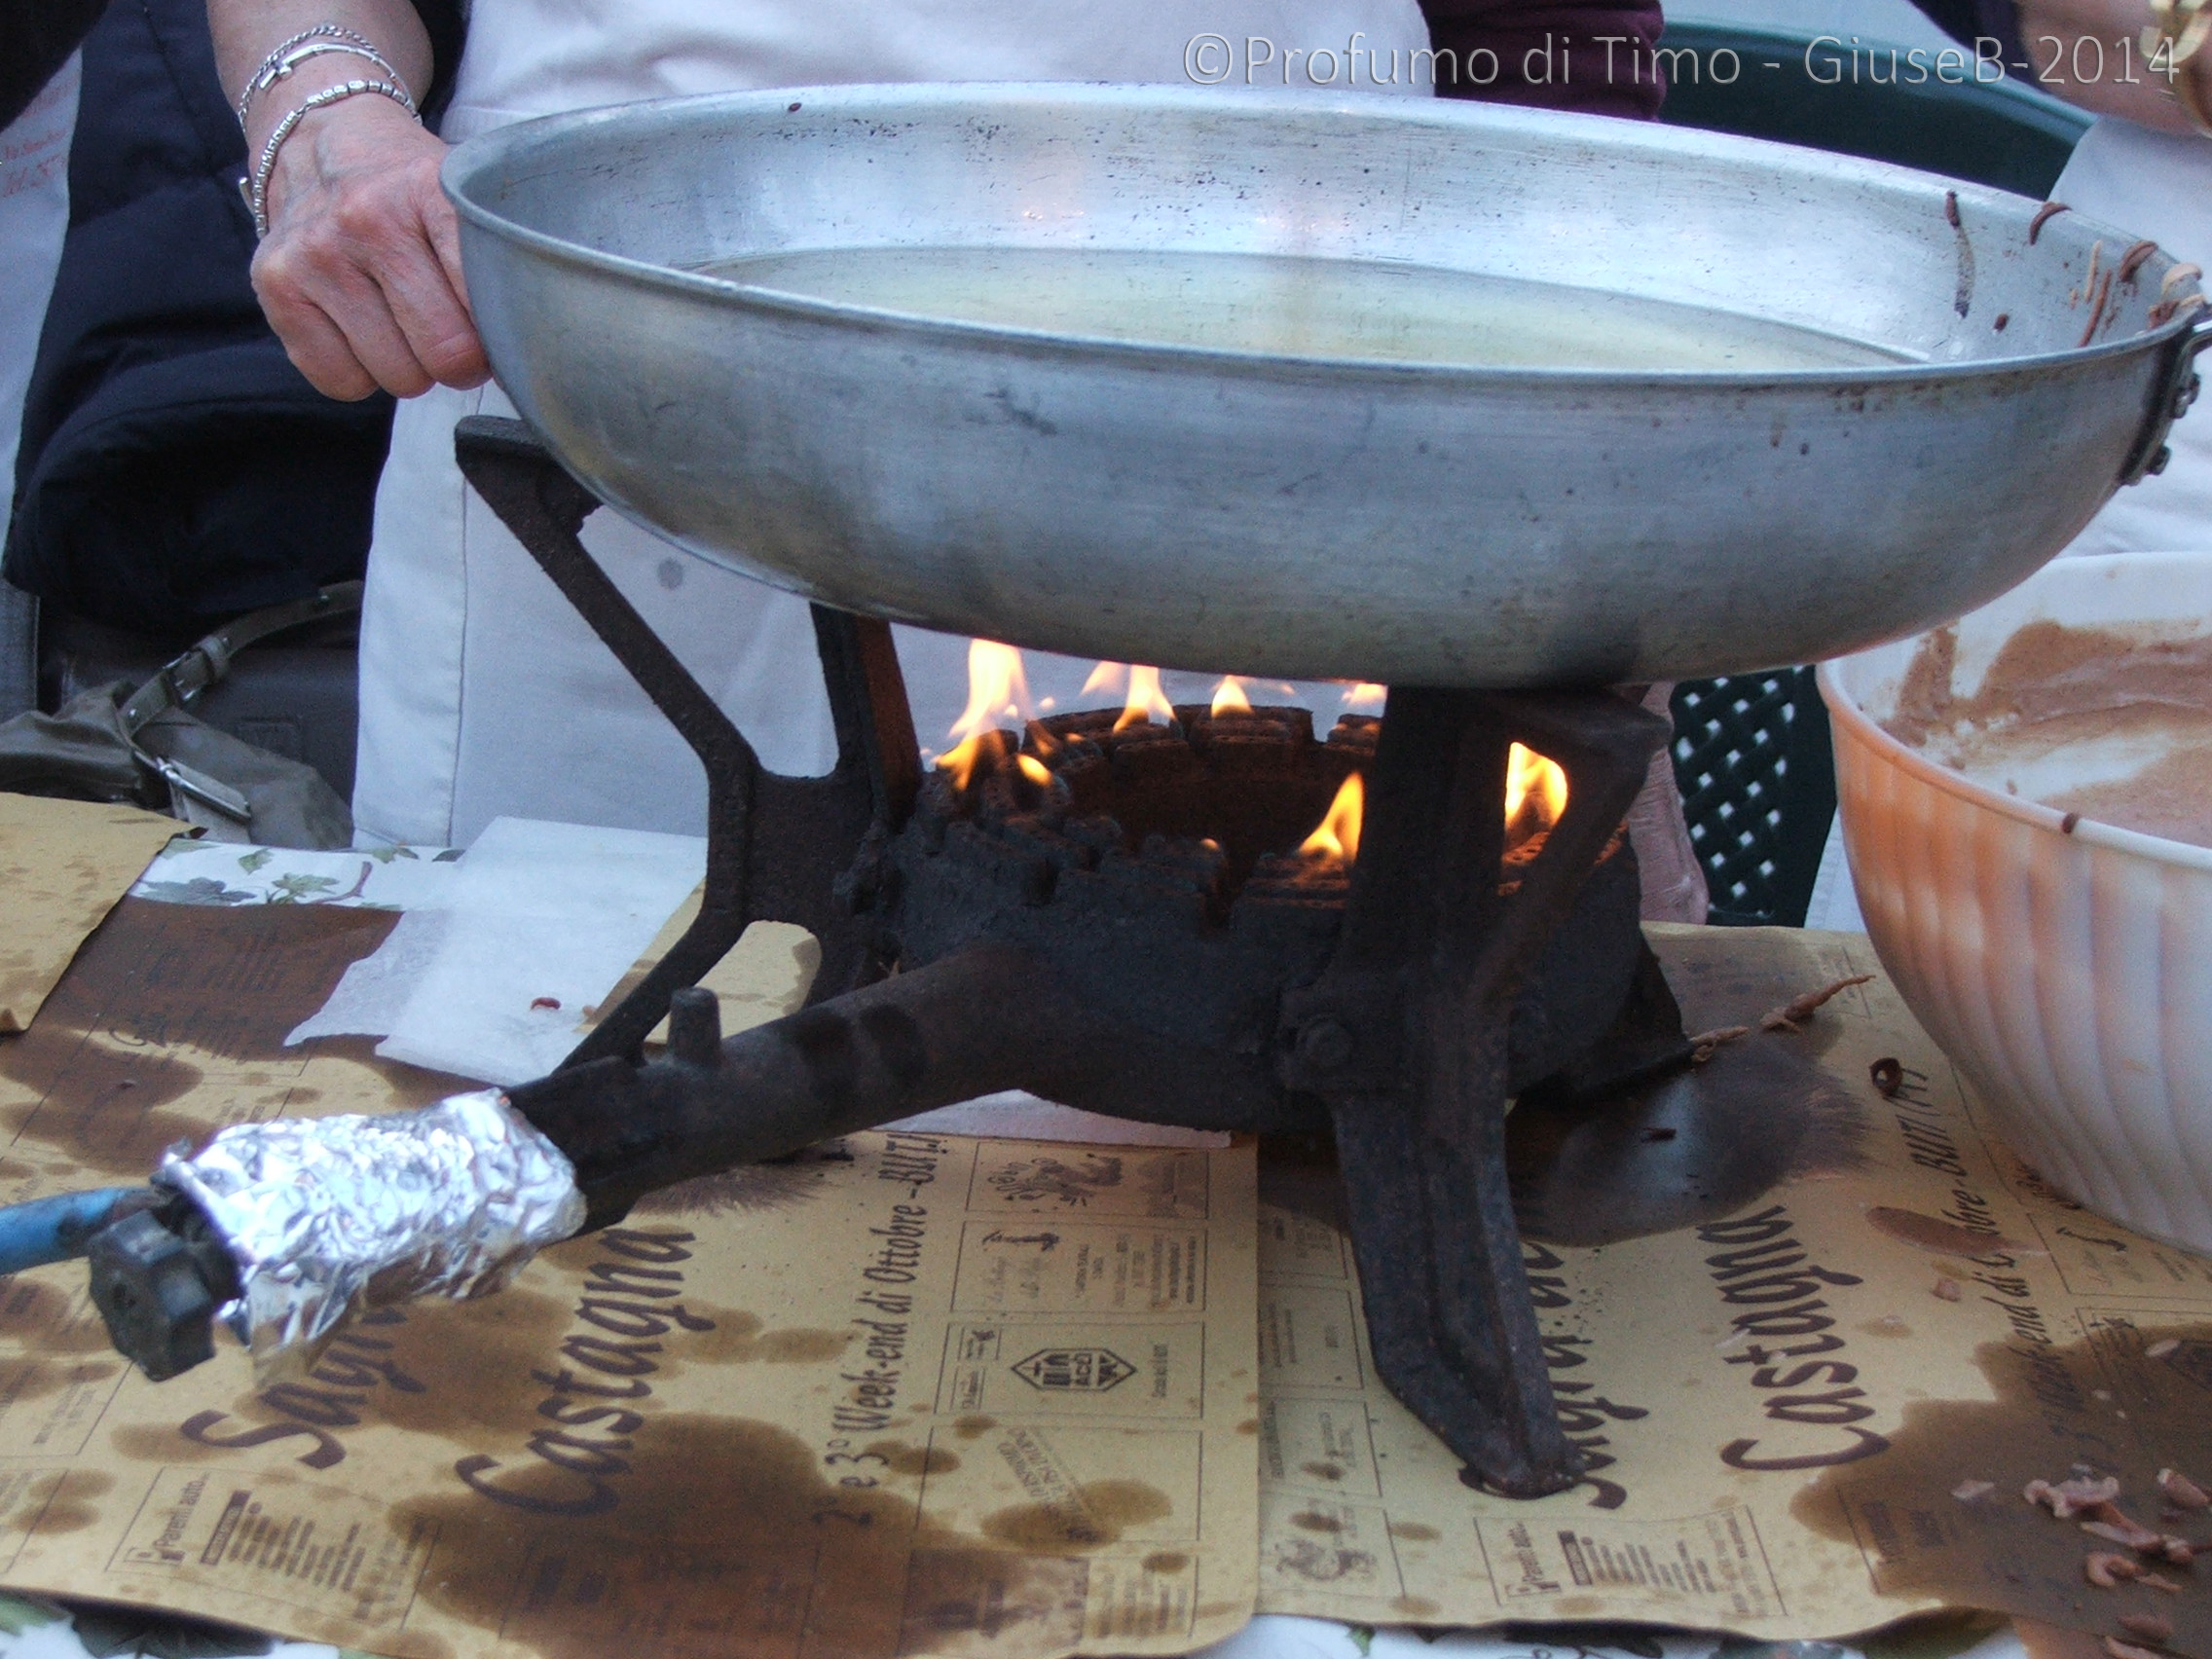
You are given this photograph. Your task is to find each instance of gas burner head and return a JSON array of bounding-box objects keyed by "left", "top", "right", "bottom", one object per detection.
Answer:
[{"left": 925, "top": 704, "right": 1370, "bottom": 920}]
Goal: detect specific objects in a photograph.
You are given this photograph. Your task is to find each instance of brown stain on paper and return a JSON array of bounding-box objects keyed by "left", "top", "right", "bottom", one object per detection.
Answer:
[
  {"left": 101, "top": 1289, "right": 579, "bottom": 1463},
  {"left": 1793, "top": 1324, "right": 2212, "bottom": 1656},
  {"left": 108, "top": 1421, "right": 205, "bottom": 1463},
  {"left": 1510, "top": 1037, "right": 1867, "bottom": 1246},
  {"left": 866, "top": 1440, "right": 961, "bottom": 1477},
  {"left": 1510, "top": 930, "right": 1872, "bottom": 1247},
  {"left": 1, "top": 1277, "right": 110, "bottom": 1353},
  {"left": 1866, "top": 1206, "right": 2030, "bottom": 1257},
  {"left": 30, "top": 1469, "right": 113, "bottom": 1536},
  {"left": 8, "top": 1470, "right": 113, "bottom": 1538},
  {"left": 0, "top": 1356, "right": 118, "bottom": 1409},
  {"left": 681, "top": 1310, "right": 853, "bottom": 1366},
  {"left": 350, "top": 1290, "right": 574, "bottom": 1446},
  {"left": 980, "top": 1478, "right": 1173, "bottom": 1553},
  {"left": 393, "top": 1413, "right": 1098, "bottom": 1659},
  {"left": 0, "top": 900, "right": 410, "bottom": 1175}
]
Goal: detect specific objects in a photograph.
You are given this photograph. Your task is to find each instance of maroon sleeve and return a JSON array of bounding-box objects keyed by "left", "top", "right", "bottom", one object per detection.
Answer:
[{"left": 1417, "top": 0, "right": 1667, "bottom": 119}]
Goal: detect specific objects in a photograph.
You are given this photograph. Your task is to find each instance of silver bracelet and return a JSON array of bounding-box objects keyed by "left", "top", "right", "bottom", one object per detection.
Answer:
[
  {"left": 235, "top": 38, "right": 407, "bottom": 129},
  {"left": 239, "top": 78, "right": 422, "bottom": 240},
  {"left": 235, "top": 23, "right": 383, "bottom": 127}
]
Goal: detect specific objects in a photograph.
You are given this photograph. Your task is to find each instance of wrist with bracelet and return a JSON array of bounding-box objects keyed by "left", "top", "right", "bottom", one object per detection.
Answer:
[
  {"left": 2146, "top": 0, "right": 2212, "bottom": 134},
  {"left": 239, "top": 74, "right": 422, "bottom": 239},
  {"left": 236, "top": 32, "right": 408, "bottom": 129}
]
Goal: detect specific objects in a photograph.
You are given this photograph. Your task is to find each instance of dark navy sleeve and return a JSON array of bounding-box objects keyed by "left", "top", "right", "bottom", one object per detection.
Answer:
[
  {"left": 0, "top": 0, "right": 109, "bottom": 129},
  {"left": 1416, "top": 0, "right": 1668, "bottom": 118},
  {"left": 404, "top": 0, "right": 466, "bottom": 128},
  {"left": 1908, "top": 0, "right": 2032, "bottom": 79}
]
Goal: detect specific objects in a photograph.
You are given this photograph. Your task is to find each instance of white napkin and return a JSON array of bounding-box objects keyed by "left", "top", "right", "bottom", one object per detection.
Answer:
[{"left": 290, "top": 817, "right": 708, "bottom": 1086}]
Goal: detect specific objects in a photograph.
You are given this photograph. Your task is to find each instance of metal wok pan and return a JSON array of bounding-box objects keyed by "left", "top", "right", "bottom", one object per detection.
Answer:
[{"left": 445, "top": 84, "right": 2210, "bottom": 687}]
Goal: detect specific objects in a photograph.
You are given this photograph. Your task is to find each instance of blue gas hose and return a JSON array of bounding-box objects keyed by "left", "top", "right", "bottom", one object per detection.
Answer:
[{"left": 0, "top": 1188, "right": 148, "bottom": 1275}]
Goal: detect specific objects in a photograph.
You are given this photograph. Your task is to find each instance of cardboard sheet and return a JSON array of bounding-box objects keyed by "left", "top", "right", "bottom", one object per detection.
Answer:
[
  {"left": 0, "top": 900, "right": 1259, "bottom": 1659},
  {"left": 1254, "top": 927, "right": 2211, "bottom": 1651},
  {"left": 0, "top": 794, "right": 179, "bottom": 1034}
]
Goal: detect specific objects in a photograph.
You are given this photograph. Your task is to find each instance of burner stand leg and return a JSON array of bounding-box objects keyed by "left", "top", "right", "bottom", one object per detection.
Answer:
[
  {"left": 453, "top": 417, "right": 920, "bottom": 1066},
  {"left": 1282, "top": 688, "right": 1669, "bottom": 1496}
]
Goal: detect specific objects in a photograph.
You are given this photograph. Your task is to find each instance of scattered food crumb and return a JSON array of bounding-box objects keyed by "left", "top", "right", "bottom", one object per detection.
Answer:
[
  {"left": 531, "top": 996, "right": 562, "bottom": 1010},
  {"left": 2085, "top": 1551, "right": 2141, "bottom": 1588},
  {"left": 1952, "top": 1479, "right": 1996, "bottom": 1502},
  {"left": 2119, "top": 1613, "right": 2174, "bottom": 1645},
  {"left": 2030, "top": 1475, "right": 2121, "bottom": 1518},
  {"left": 2079, "top": 1530, "right": 2150, "bottom": 1557},
  {"left": 2155, "top": 1536, "right": 2194, "bottom": 1565},
  {"left": 2083, "top": 1518, "right": 2160, "bottom": 1550},
  {"left": 1688, "top": 1025, "right": 1750, "bottom": 1063},
  {"left": 1761, "top": 975, "right": 1876, "bottom": 1033},
  {"left": 2157, "top": 1467, "right": 2208, "bottom": 1509},
  {"left": 2139, "top": 1571, "right": 2182, "bottom": 1593},
  {"left": 2146, "top": 1339, "right": 2180, "bottom": 1360},
  {"left": 1933, "top": 1277, "right": 1963, "bottom": 1302},
  {"left": 2104, "top": 1641, "right": 2161, "bottom": 1659}
]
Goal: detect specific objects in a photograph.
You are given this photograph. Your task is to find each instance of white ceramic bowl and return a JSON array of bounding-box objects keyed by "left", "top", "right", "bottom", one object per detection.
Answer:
[{"left": 1819, "top": 552, "right": 2212, "bottom": 1256}]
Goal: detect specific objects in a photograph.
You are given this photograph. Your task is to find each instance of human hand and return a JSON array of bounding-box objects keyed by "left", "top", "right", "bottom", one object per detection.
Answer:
[
  {"left": 2013, "top": 0, "right": 2212, "bottom": 136},
  {"left": 249, "top": 93, "right": 489, "bottom": 400}
]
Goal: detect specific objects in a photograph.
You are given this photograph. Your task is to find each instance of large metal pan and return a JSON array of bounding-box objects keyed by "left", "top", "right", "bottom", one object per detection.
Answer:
[{"left": 446, "top": 84, "right": 2210, "bottom": 688}]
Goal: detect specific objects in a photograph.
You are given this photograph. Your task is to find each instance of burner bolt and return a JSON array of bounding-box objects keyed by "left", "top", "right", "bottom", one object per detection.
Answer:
[
  {"left": 668, "top": 986, "right": 722, "bottom": 1067},
  {"left": 1295, "top": 1016, "right": 1357, "bottom": 1072}
]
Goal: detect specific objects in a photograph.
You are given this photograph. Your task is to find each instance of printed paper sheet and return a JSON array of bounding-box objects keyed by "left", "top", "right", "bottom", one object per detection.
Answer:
[
  {"left": 1256, "top": 926, "right": 2211, "bottom": 1652},
  {"left": 0, "top": 900, "right": 1258, "bottom": 1659},
  {"left": 0, "top": 793, "right": 179, "bottom": 1034}
]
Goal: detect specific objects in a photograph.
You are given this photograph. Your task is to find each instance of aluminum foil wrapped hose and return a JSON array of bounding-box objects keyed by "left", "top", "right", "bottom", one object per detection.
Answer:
[
  {"left": 160, "top": 1090, "right": 588, "bottom": 1380},
  {"left": 88, "top": 1092, "right": 586, "bottom": 1382},
  {"left": 82, "top": 947, "right": 1105, "bottom": 1382}
]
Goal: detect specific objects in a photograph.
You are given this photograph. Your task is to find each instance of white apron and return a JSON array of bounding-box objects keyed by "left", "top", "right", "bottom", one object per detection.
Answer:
[{"left": 353, "top": 0, "right": 1431, "bottom": 846}]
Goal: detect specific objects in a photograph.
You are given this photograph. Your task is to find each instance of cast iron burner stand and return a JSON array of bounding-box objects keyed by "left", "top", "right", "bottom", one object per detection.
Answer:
[{"left": 398, "top": 421, "right": 1699, "bottom": 1494}]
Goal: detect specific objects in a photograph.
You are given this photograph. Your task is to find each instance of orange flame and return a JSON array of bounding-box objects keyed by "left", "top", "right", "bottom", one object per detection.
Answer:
[
  {"left": 1115, "top": 665, "right": 1176, "bottom": 732},
  {"left": 1341, "top": 682, "right": 1386, "bottom": 713},
  {"left": 937, "top": 639, "right": 1033, "bottom": 790},
  {"left": 1506, "top": 743, "right": 1568, "bottom": 838},
  {"left": 1300, "top": 773, "right": 1365, "bottom": 866},
  {"left": 1016, "top": 754, "right": 1051, "bottom": 787},
  {"left": 1210, "top": 677, "right": 1254, "bottom": 717}
]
